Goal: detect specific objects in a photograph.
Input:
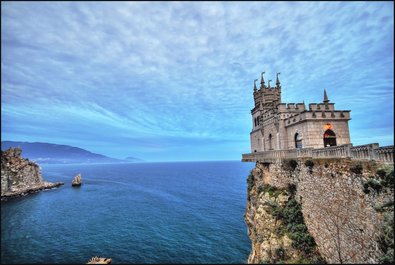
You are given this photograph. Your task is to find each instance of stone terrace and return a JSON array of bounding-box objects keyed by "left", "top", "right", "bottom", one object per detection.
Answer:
[{"left": 242, "top": 143, "right": 394, "bottom": 163}]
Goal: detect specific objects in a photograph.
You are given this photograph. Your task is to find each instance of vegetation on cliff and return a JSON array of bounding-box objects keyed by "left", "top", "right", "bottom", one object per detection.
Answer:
[
  {"left": 257, "top": 183, "right": 325, "bottom": 264},
  {"left": 245, "top": 159, "right": 394, "bottom": 264},
  {"left": 245, "top": 166, "right": 325, "bottom": 264}
]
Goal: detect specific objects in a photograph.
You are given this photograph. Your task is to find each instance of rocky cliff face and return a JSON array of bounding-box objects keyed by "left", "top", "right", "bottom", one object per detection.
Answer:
[
  {"left": 1, "top": 147, "right": 63, "bottom": 200},
  {"left": 245, "top": 159, "right": 394, "bottom": 264}
]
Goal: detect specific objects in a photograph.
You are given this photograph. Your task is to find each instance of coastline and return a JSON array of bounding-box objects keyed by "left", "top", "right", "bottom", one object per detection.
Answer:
[{"left": 1, "top": 181, "right": 64, "bottom": 201}]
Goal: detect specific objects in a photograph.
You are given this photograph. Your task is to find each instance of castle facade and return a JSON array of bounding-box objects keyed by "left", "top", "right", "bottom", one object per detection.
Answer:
[{"left": 249, "top": 72, "right": 351, "bottom": 153}]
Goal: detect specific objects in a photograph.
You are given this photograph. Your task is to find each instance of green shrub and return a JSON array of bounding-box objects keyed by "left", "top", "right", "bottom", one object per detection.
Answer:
[
  {"left": 275, "top": 247, "right": 285, "bottom": 260},
  {"left": 260, "top": 184, "right": 324, "bottom": 263},
  {"left": 382, "top": 170, "right": 394, "bottom": 189},
  {"left": 378, "top": 211, "right": 394, "bottom": 264},
  {"left": 363, "top": 182, "right": 370, "bottom": 194},
  {"left": 275, "top": 226, "right": 286, "bottom": 237},
  {"left": 257, "top": 185, "right": 265, "bottom": 194},
  {"left": 304, "top": 160, "right": 314, "bottom": 168},
  {"left": 247, "top": 173, "right": 254, "bottom": 191},
  {"left": 375, "top": 201, "right": 394, "bottom": 213},
  {"left": 363, "top": 179, "right": 383, "bottom": 194},
  {"left": 283, "top": 199, "right": 304, "bottom": 224},
  {"left": 289, "top": 159, "right": 298, "bottom": 171},
  {"left": 377, "top": 169, "right": 387, "bottom": 179},
  {"left": 290, "top": 232, "right": 315, "bottom": 253},
  {"left": 267, "top": 186, "right": 276, "bottom": 197},
  {"left": 304, "top": 160, "right": 314, "bottom": 174},
  {"left": 350, "top": 164, "right": 363, "bottom": 175},
  {"left": 287, "top": 183, "right": 297, "bottom": 195},
  {"left": 282, "top": 159, "right": 298, "bottom": 172}
]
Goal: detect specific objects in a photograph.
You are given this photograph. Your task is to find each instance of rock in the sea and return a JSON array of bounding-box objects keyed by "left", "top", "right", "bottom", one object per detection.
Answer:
[
  {"left": 1, "top": 147, "right": 64, "bottom": 200},
  {"left": 72, "top": 173, "right": 82, "bottom": 186},
  {"left": 86, "top": 256, "right": 112, "bottom": 264}
]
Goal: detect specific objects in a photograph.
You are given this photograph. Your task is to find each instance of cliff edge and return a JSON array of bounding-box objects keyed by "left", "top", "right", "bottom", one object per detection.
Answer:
[
  {"left": 1, "top": 147, "right": 64, "bottom": 200},
  {"left": 245, "top": 159, "right": 394, "bottom": 264}
]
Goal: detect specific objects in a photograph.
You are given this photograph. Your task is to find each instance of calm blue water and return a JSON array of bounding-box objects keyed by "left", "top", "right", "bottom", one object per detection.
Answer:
[{"left": 1, "top": 161, "right": 254, "bottom": 264}]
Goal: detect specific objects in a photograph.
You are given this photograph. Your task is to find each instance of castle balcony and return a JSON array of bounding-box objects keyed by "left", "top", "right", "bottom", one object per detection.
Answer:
[
  {"left": 242, "top": 144, "right": 394, "bottom": 163},
  {"left": 242, "top": 149, "right": 297, "bottom": 163}
]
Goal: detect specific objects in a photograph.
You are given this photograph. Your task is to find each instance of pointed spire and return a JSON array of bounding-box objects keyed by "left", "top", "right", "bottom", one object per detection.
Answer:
[
  {"left": 268, "top": 79, "right": 272, "bottom": 88},
  {"left": 260, "top": 71, "right": 265, "bottom": 89},
  {"left": 254, "top": 79, "right": 258, "bottom": 92},
  {"left": 323, "top": 88, "right": 329, "bottom": 103},
  {"left": 276, "top": 72, "right": 281, "bottom": 87}
]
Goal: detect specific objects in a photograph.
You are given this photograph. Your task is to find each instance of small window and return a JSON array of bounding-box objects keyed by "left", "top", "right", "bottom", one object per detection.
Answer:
[{"left": 295, "top": 133, "right": 302, "bottom": 149}]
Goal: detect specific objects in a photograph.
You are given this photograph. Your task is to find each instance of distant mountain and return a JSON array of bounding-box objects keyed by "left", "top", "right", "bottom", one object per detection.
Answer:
[
  {"left": 1, "top": 141, "right": 133, "bottom": 164},
  {"left": 125, "top": 156, "right": 144, "bottom": 162}
]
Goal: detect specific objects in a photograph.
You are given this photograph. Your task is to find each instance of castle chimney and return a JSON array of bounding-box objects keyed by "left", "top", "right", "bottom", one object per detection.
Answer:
[
  {"left": 268, "top": 79, "right": 272, "bottom": 88},
  {"left": 254, "top": 79, "right": 258, "bottom": 92}
]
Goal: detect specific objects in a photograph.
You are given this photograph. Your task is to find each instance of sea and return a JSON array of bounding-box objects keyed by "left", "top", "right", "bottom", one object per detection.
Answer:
[{"left": 1, "top": 161, "right": 255, "bottom": 264}]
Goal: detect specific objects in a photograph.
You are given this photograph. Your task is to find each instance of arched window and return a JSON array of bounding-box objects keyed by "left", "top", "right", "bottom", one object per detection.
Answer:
[
  {"left": 295, "top": 133, "right": 302, "bottom": 149},
  {"left": 269, "top": 134, "right": 273, "bottom": 150},
  {"left": 323, "top": 129, "right": 337, "bottom": 147}
]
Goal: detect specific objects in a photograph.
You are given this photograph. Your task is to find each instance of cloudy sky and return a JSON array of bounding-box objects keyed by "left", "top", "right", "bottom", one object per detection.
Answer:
[{"left": 1, "top": 1, "right": 393, "bottom": 162}]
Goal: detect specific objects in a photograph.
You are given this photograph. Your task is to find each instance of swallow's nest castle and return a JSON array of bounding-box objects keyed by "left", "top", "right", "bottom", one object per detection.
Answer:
[{"left": 249, "top": 72, "right": 351, "bottom": 153}]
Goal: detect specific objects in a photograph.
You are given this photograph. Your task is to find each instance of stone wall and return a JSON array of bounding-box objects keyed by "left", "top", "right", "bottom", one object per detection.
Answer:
[
  {"left": 245, "top": 158, "right": 394, "bottom": 264},
  {"left": 285, "top": 119, "right": 351, "bottom": 149}
]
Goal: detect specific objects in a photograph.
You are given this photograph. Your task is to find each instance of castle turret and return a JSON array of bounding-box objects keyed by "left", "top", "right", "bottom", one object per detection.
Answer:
[
  {"left": 323, "top": 89, "right": 329, "bottom": 103},
  {"left": 323, "top": 89, "right": 329, "bottom": 108},
  {"left": 260, "top": 72, "right": 266, "bottom": 89},
  {"left": 276, "top": 73, "right": 282, "bottom": 103},
  {"left": 276, "top": 72, "right": 281, "bottom": 88}
]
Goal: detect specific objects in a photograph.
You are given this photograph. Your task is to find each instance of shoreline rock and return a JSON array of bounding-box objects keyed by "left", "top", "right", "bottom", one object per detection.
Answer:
[
  {"left": 1, "top": 147, "right": 64, "bottom": 201},
  {"left": 86, "top": 256, "right": 112, "bottom": 264},
  {"left": 1, "top": 181, "right": 64, "bottom": 201},
  {"left": 72, "top": 173, "right": 82, "bottom": 186}
]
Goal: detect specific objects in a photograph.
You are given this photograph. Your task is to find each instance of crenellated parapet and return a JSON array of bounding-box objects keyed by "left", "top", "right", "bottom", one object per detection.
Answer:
[
  {"left": 309, "top": 103, "right": 335, "bottom": 111},
  {"left": 283, "top": 110, "right": 351, "bottom": 127}
]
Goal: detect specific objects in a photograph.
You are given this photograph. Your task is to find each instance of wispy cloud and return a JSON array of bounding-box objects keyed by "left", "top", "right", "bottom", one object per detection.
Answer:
[{"left": 1, "top": 1, "right": 393, "bottom": 161}]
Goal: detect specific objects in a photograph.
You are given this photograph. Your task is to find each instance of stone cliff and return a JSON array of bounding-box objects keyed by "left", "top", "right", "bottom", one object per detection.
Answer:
[
  {"left": 245, "top": 158, "right": 394, "bottom": 264},
  {"left": 1, "top": 147, "right": 64, "bottom": 200}
]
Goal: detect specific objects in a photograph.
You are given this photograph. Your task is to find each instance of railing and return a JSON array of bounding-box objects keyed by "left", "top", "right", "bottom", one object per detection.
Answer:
[
  {"left": 350, "top": 143, "right": 379, "bottom": 160},
  {"left": 312, "top": 144, "right": 351, "bottom": 158},
  {"left": 242, "top": 149, "right": 297, "bottom": 163},
  {"left": 375, "top": 146, "right": 394, "bottom": 163},
  {"left": 242, "top": 143, "right": 394, "bottom": 163}
]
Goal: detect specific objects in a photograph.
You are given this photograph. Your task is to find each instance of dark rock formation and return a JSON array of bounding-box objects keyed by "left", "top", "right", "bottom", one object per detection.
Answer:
[
  {"left": 86, "top": 256, "right": 112, "bottom": 264},
  {"left": 72, "top": 173, "right": 82, "bottom": 186},
  {"left": 1, "top": 147, "right": 64, "bottom": 201}
]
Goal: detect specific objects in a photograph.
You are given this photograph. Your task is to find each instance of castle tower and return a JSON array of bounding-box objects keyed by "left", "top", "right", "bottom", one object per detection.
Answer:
[
  {"left": 248, "top": 71, "right": 351, "bottom": 153},
  {"left": 260, "top": 72, "right": 265, "bottom": 89}
]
